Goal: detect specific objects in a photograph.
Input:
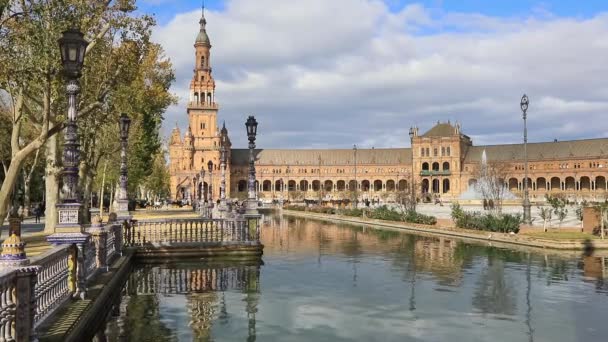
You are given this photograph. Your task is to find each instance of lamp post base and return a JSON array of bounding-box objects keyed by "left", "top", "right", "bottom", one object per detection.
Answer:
[{"left": 523, "top": 198, "right": 532, "bottom": 225}]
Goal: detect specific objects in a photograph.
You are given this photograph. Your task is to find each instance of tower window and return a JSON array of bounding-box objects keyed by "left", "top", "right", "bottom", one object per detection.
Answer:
[
  {"left": 201, "top": 75, "right": 204, "bottom": 82},
  {"left": 201, "top": 56, "right": 205, "bottom": 67},
  {"left": 203, "top": 123, "right": 206, "bottom": 129}
]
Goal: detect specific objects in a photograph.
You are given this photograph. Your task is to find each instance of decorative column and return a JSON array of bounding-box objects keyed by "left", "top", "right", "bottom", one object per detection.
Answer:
[
  {"left": 46, "top": 29, "right": 91, "bottom": 299},
  {"left": 521, "top": 94, "right": 532, "bottom": 224},
  {"left": 219, "top": 145, "right": 228, "bottom": 217},
  {"left": 244, "top": 116, "right": 261, "bottom": 239},
  {"left": 207, "top": 160, "right": 213, "bottom": 218},
  {"left": 116, "top": 113, "right": 132, "bottom": 221},
  {"left": 199, "top": 168, "right": 206, "bottom": 217}
]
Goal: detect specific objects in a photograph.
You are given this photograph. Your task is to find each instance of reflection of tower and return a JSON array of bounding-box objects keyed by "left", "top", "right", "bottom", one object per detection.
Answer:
[{"left": 188, "top": 292, "right": 218, "bottom": 340}]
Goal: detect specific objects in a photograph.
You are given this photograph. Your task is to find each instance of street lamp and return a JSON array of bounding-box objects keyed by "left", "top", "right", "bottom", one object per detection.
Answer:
[
  {"left": 245, "top": 116, "right": 258, "bottom": 212},
  {"left": 409, "top": 127, "right": 416, "bottom": 203},
  {"left": 286, "top": 166, "right": 290, "bottom": 202},
  {"left": 207, "top": 159, "right": 213, "bottom": 206},
  {"left": 521, "top": 94, "right": 531, "bottom": 224},
  {"left": 220, "top": 144, "right": 227, "bottom": 205},
  {"left": 117, "top": 113, "right": 131, "bottom": 220},
  {"left": 46, "top": 29, "right": 90, "bottom": 298},
  {"left": 353, "top": 145, "right": 358, "bottom": 209},
  {"left": 53, "top": 29, "right": 88, "bottom": 227},
  {"left": 199, "top": 167, "right": 205, "bottom": 216}
]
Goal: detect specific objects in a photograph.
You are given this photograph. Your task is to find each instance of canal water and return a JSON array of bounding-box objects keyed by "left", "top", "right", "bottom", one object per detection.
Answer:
[{"left": 100, "top": 215, "right": 608, "bottom": 341}]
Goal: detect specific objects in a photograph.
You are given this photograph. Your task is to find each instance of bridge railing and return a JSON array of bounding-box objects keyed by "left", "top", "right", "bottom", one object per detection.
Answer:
[
  {"left": 30, "top": 244, "right": 72, "bottom": 327},
  {"left": 124, "top": 218, "right": 260, "bottom": 247}
]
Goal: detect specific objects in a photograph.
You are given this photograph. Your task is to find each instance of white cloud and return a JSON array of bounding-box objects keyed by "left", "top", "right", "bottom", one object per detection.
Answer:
[{"left": 153, "top": 0, "right": 608, "bottom": 149}]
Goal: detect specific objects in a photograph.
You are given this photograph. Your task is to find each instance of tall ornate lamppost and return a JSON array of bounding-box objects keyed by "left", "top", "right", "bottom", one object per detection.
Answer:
[
  {"left": 353, "top": 144, "right": 358, "bottom": 208},
  {"left": 409, "top": 127, "right": 416, "bottom": 203},
  {"left": 244, "top": 116, "right": 261, "bottom": 239},
  {"left": 46, "top": 29, "right": 90, "bottom": 299},
  {"left": 286, "top": 166, "right": 290, "bottom": 202},
  {"left": 207, "top": 160, "right": 213, "bottom": 217},
  {"left": 219, "top": 144, "right": 227, "bottom": 215},
  {"left": 521, "top": 94, "right": 532, "bottom": 224},
  {"left": 116, "top": 113, "right": 131, "bottom": 221},
  {"left": 199, "top": 167, "right": 206, "bottom": 216}
]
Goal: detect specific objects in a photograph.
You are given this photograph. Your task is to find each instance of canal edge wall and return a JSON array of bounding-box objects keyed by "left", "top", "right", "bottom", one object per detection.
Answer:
[{"left": 282, "top": 210, "right": 608, "bottom": 254}]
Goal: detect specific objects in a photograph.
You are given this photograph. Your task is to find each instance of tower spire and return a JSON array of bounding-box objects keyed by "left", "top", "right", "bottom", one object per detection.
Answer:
[{"left": 196, "top": 0, "right": 210, "bottom": 45}]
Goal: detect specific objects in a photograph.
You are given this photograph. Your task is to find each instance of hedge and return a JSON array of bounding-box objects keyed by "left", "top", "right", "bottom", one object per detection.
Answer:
[{"left": 451, "top": 204, "right": 521, "bottom": 233}]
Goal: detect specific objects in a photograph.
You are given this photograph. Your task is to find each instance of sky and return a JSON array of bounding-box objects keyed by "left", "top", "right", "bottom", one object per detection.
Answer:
[{"left": 138, "top": 0, "right": 608, "bottom": 149}]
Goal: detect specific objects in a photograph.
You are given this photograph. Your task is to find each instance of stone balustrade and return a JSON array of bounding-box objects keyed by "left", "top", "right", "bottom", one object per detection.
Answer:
[
  {"left": 124, "top": 218, "right": 260, "bottom": 246},
  {"left": 29, "top": 244, "right": 73, "bottom": 326},
  {"left": 0, "top": 267, "right": 37, "bottom": 341}
]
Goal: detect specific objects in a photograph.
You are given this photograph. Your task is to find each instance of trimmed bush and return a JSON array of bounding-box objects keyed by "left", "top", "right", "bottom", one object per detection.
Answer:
[
  {"left": 284, "top": 205, "right": 306, "bottom": 211},
  {"left": 403, "top": 210, "right": 437, "bottom": 225},
  {"left": 308, "top": 206, "right": 336, "bottom": 214},
  {"left": 340, "top": 208, "right": 364, "bottom": 217}
]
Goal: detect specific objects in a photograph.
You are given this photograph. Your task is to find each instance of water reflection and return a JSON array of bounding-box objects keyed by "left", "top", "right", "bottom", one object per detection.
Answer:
[
  {"left": 98, "top": 262, "right": 261, "bottom": 341},
  {"left": 95, "top": 215, "right": 608, "bottom": 341}
]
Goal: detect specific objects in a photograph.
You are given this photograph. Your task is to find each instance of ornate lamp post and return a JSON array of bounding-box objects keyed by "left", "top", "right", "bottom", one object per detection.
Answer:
[
  {"left": 286, "top": 166, "right": 290, "bottom": 202},
  {"left": 409, "top": 126, "right": 416, "bottom": 199},
  {"left": 521, "top": 94, "right": 532, "bottom": 224},
  {"left": 116, "top": 113, "right": 131, "bottom": 221},
  {"left": 245, "top": 116, "right": 258, "bottom": 211},
  {"left": 353, "top": 144, "right": 358, "bottom": 208},
  {"left": 219, "top": 144, "right": 227, "bottom": 215},
  {"left": 244, "top": 116, "right": 261, "bottom": 240},
  {"left": 207, "top": 160, "right": 213, "bottom": 217},
  {"left": 46, "top": 29, "right": 90, "bottom": 298},
  {"left": 199, "top": 167, "right": 205, "bottom": 216}
]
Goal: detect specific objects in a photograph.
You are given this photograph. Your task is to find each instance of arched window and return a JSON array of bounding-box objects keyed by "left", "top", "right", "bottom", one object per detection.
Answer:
[
  {"left": 433, "top": 148, "right": 438, "bottom": 157},
  {"left": 432, "top": 162, "right": 440, "bottom": 171},
  {"left": 442, "top": 179, "right": 450, "bottom": 193},
  {"left": 443, "top": 162, "right": 450, "bottom": 171},
  {"left": 422, "top": 162, "right": 429, "bottom": 171},
  {"left": 194, "top": 92, "right": 199, "bottom": 104},
  {"left": 420, "top": 147, "right": 425, "bottom": 157},
  {"left": 207, "top": 93, "right": 212, "bottom": 104},
  {"left": 201, "top": 56, "right": 205, "bottom": 67}
]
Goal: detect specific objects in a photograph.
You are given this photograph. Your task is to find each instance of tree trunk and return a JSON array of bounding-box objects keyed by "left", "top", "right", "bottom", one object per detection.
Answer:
[
  {"left": 44, "top": 134, "right": 60, "bottom": 233},
  {"left": 602, "top": 211, "right": 605, "bottom": 240},
  {"left": 99, "top": 161, "right": 107, "bottom": 220},
  {"left": 543, "top": 219, "right": 547, "bottom": 232},
  {"left": 109, "top": 184, "right": 115, "bottom": 213},
  {"left": 22, "top": 168, "right": 31, "bottom": 217}
]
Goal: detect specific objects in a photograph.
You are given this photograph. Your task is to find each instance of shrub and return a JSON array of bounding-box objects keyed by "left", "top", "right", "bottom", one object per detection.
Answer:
[
  {"left": 340, "top": 208, "right": 363, "bottom": 217},
  {"left": 454, "top": 210, "right": 521, "bottom": 234},
  {"left": 403, "top": 210, "right": 437, "bottom": 225},
  {"left": 368, "top": 206, "right": 402, "bottom": 221},
  {"left": 308, "top": 206, "right": 336, "bottom": 214},
  {"left": 284, "top": 205, "right": 306, "bottom": 211}
]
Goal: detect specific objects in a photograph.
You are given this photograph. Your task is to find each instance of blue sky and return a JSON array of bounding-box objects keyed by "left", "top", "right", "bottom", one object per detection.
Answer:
[
  {"left": 140, "top": 0, "right": 607, "bottom": 26},
  {"left": 146, "top": 0, "right": 608, "bottom": 149}
]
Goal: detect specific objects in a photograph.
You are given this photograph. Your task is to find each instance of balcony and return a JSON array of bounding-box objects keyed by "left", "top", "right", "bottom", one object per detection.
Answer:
[
  {"left": 420, "top": 170, "right": 451, "bottom": 176},
  {"left": 188, "top": 102, "right": 219, "bottom": 110}
]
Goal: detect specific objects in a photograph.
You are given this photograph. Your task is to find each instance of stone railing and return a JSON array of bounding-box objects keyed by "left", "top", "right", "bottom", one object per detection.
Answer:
[
  {"left": 30, "top": 244, "right": 72, "bottom": 327},
  {"left": 124, "top": 218, "right": 260, "bottom": 247},
  {"left": 0, "top": 267, "right": 37, "bottom": 341}
]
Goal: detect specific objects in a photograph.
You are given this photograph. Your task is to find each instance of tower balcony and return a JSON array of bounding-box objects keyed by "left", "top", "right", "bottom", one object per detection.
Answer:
[{"left": 188, "top": 102, "right": 219, "bottom": 110}]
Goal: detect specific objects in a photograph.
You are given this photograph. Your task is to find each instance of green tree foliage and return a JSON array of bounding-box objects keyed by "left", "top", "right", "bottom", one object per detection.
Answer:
[{"left": 546, "top": 195, "right": 568, "bottom": 227}]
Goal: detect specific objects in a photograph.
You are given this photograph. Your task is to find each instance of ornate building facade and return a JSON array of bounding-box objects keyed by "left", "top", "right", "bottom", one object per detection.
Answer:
[{"left": 170, "top": 13, "right": 608, "bottom": 204}]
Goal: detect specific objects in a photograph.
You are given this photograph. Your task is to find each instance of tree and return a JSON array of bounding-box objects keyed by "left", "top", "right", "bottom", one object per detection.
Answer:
[
  {"left": 546, "top": 195, "right": 568, "bottom": 228},
  {"left": 537, "top": 206, "right": 552, "bottom": 232},
  {"left": 593, "top": 202, "right": 608, "bottom": 239},
  {"left": 476, "top": 161, "right": 510, "bottom": 214},
  {"left": 142, "top": 150, "right": 171, "bottom": 202},
  {"left": 0, "top": 0, "right": 172, "bottom": 229}
]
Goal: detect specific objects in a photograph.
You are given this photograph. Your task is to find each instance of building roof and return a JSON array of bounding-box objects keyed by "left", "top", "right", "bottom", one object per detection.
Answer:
[
  {"left": 230, "top": 148, "right": 412, "bottom": 166},
  {"left": 465, "top": 138, "right": 608, "bottom": 163},
  {"left": 422, "top": 122, "right": 458, "bottom": 137}
]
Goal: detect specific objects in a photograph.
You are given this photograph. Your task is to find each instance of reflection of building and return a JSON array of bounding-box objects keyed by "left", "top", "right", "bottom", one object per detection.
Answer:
[
  {"left": 169, "top": 13, "right": 608, "bottom": 202},
  {"left": 414, "top": 237, "right": 464, "bottom": 285}
]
